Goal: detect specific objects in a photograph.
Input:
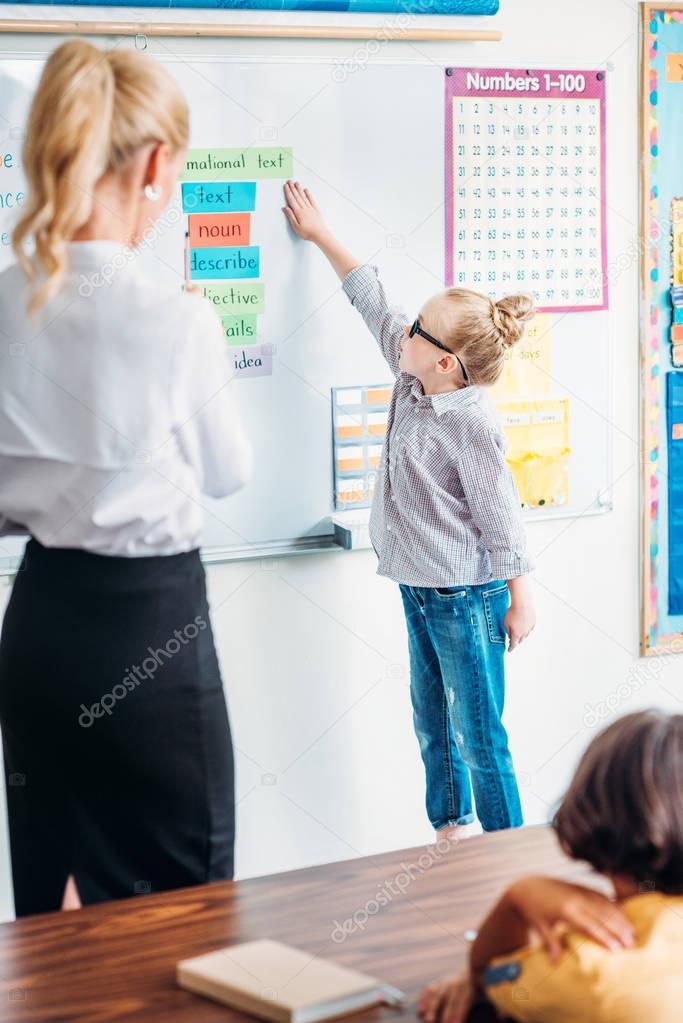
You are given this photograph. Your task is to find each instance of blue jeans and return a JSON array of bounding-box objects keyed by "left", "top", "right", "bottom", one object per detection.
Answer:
[{"left": 400, "top": 582, "right": 523, "bottom": 832}]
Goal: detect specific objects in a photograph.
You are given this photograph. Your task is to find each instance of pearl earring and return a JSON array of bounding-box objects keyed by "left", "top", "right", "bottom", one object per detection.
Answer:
[{"left": 144, "top": 183, "right": 161, "bottom": 202}]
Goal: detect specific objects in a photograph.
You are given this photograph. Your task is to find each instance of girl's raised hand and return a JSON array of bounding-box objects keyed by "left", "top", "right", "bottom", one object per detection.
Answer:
[
  {"left": 283, "top": 181, "right": 328, "bottom": 243},
  {"left": 283, "top": 182, "right": 359, "bottom": 280}
]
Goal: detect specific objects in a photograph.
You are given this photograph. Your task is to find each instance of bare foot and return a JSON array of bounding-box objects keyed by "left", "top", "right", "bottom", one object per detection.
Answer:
[{"left": 61, "top": 874, "right": 82, "bottom": 911}]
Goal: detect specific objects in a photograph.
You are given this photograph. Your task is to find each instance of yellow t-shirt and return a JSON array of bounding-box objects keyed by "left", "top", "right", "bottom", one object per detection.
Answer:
[{"left": 484, "top": 893, "right": 683, "bottom": 1023}]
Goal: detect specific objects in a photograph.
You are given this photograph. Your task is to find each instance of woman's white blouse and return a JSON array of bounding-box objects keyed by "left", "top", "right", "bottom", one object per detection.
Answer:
[{"left": 0, "top": 240, "right": 252, "bottom": 556}]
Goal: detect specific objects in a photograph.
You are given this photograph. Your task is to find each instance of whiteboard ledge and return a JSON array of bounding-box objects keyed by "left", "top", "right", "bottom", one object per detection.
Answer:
[
  {"left": 201, "top": 533, "right": 348, "bottom": 564},
  {"left": 330, "top": 510, "right": 373, "bottom": 551},
  {"left": 0, "top": 533, "right": 348, "bottom": 577}
]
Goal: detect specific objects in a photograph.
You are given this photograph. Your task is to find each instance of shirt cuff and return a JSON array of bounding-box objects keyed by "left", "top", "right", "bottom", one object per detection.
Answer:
[
  {"left": 488, "top": 549, "right": 535, "bottom": 579},
  {"left": 342, "top": 263, "right": 379, "bottom": 304}
]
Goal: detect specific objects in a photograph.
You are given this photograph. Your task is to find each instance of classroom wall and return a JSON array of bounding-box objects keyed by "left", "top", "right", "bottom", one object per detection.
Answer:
[{"left": 0, "top": 0, "right": 666, "bottom": 922}]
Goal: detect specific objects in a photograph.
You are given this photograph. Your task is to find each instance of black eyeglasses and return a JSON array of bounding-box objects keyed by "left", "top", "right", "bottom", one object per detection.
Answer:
[{"left": 409, "top": 319, "right": 469, "bottom": 383}]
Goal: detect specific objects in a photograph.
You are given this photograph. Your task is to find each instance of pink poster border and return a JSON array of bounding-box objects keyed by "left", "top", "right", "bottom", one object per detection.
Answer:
[{"left": 444, "top": 66, "right": 609, "bottom": 315}]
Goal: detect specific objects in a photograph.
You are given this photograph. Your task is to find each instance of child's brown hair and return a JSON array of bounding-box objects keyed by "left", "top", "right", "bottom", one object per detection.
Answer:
[{"left": 553, "top": 710, "right": 683, "bottom": 894}]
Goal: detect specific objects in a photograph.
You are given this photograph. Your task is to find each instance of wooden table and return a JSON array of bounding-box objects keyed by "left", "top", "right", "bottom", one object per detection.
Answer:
[{"left": 0, "top": 825, "right": 590, "bottom": 1022}]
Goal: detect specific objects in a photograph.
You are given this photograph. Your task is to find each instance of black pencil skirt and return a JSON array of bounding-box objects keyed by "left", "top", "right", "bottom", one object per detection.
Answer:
[{"left": 0, "top": 539, "right": 235, "bottom": 917}]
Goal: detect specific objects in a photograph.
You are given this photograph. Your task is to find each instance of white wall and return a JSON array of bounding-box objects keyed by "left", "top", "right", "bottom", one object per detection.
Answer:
[{"left": 0, "top": 0, "right": 667, "bottom": 922}]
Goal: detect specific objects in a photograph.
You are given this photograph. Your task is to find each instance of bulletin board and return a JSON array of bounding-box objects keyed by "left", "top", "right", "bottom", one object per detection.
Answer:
[
  {"left": 0, "top": 36, "right": 613, "bottom": 573},
  {"left": 640, "top": 4, "right": 683, "bottom": 655}
]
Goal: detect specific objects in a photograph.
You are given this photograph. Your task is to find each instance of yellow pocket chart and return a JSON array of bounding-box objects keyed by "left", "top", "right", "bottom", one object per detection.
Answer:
[{"left": 497, "top": 398, "right": 571, "bottom": 509}]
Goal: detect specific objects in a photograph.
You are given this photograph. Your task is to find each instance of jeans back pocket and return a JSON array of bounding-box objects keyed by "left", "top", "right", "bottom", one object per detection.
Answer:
[{"left": 482, "top": 584, "right": 509, "bottom": 644}]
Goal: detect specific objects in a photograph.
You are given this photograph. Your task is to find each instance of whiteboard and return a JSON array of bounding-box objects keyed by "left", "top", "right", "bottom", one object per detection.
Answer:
[{"left": 0, "top": 42, "right": 612, "bottom": 573}]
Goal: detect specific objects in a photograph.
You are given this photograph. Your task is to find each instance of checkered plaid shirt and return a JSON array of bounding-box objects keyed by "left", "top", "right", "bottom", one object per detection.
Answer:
[{"left": 342, "top": 264, "right": 534, "bottom": 587}]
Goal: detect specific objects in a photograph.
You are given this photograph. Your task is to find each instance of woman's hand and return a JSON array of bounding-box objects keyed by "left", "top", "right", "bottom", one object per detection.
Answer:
[
  {"left": 505, "top": 576, "right": 535, "bottom": 651},
  {"left": 417, "top": 972, "right": 477, "bottom": 1023},
  {"left": 507, "top": 877, "right": 636, "bottom": 963},
  {"left": 283, "top": 180, "right": 328, "bottom": 243}
]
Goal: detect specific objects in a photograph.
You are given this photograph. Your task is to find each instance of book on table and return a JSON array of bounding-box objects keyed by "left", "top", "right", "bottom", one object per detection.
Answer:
[{"left": 176, "top": 938, "right": 405, "bottom": 1023}]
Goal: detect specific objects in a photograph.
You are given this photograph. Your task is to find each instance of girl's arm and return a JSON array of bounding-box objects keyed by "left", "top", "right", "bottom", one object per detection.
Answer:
[
  {"left": 283, "top": 181, "right": 407, "bottom": 377},
  {"left": 283, "top": 180, "right": 359, "bottom": 280},
  {"left": 457, "top": 425, "right": 536, "bottom": 650}
]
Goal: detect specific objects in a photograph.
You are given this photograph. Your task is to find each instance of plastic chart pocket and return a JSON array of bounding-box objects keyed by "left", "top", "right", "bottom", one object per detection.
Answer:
[
  {"left": 331, "top": 385, "right": 392, "bottom": 509},
  {"left": 497, "top": 399, "right": 571, "bottom": 509}
]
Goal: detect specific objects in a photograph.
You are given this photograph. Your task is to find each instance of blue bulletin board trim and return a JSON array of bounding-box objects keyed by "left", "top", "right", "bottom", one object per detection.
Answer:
[
  {"left": 0, "top": 0, "right": 499, "bottom": 10},
  {"left": 641, "top": 5, "right": 683, "bottom": 653},
  {"left": 667, "top": 373, "right": 683, "bottom": 614}
]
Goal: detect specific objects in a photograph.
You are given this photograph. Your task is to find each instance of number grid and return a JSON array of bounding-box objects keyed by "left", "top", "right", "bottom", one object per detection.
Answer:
[{"left": 445, "top": 68, "right": 608, "bottom": 313}]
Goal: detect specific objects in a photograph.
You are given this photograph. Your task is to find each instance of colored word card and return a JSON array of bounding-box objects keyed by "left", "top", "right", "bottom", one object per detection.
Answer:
[
  {"left": 182, "top": 147, "right": 293, "bottom": 181},
  {"left": 200, "top": 281, "right": 265, "bottom": 314},
  {"left": 221, "top": 315, "right": 257, "bottom": 344},
  {"left": 189, "top": 213, "right": 251, "bottom": 247},
  {"left": 497, "top": 398, "right": 571, "bottom": 509},
  {"left": 231, "top": 344, "right": 274, "bottom": 379},
  {"left": 331, "top": 384, "right": 392, "bottom": 509},
  {"left": 181, "top": 182, "right": 256, "bottom": 214},
  {"left": 445, "top": 67, "right": 608, "bottom": 312},
  {"left": 189, "top": 246, "right": 260, "bottom": 281}
]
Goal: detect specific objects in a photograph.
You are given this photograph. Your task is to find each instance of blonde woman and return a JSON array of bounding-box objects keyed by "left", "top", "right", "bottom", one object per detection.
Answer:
[
  {"left": 0, "top": 41, "right": 251, "bottom": 916},
  {"left": 283, "top": 181, "right": 536, "bottom": 837}
]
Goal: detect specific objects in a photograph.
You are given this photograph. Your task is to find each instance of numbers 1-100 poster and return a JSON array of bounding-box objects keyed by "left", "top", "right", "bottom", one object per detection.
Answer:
[{"left": 444, "top": 66, "right": 608, "bottom": 313}]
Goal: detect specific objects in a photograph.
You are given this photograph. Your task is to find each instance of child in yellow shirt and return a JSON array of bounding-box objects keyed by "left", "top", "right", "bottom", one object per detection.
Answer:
[{"left": 418, "top": 710, "right": 683, "bottom": 1022}]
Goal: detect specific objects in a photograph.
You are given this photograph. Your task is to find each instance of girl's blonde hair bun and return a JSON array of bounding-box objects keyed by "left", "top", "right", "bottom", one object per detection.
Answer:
[{"left": 491, "top": 294, "right": 535, "bottom": 349}]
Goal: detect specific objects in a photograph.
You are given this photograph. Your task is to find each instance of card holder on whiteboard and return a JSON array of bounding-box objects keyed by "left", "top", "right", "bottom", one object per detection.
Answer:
[{"left": 331, "top": 383, "right": 392, "bottom": 510}]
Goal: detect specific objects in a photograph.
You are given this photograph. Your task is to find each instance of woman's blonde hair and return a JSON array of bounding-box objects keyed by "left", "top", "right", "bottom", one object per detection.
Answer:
[
  {"left": 431, "top": 288, "right": 535, "bottom": 386},
  {"left": 13, "top": 40, "right": 189, "bottom": 316}
]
